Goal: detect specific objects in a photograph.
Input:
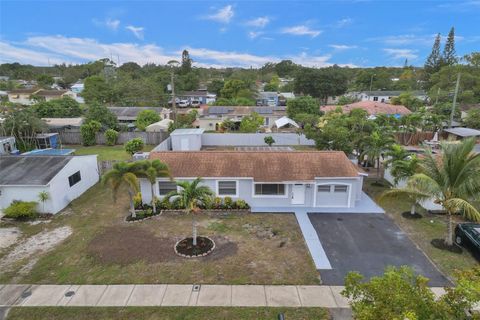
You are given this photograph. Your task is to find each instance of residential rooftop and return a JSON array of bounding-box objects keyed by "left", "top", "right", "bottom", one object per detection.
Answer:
[
  {"left": 321, "top": 101, "right": 412, "bottom": 116},
  {"left": 443, "top": 127, "right": 480, "bottom": 137}
]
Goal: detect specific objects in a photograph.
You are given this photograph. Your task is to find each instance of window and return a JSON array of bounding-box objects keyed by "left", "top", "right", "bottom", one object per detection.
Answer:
[
  {"left": 218, "top": 181, "right": 237, "bottom": 196},
  {"left": 317, "top": 185, "right": 331, "bottom": 192},
  {"left": 254, "top": 184, "right": 285, "bottom": 196},
  {"left": 158, "top": 181, "right": 177, "bottom": 196},
  {"left": 373, "top": 96, "right": 379, "bottom": 101},
  {"left": 334, "top": 185, "right": 348, "bottom": 193},
  {"left": 68, "top": 171, "right": 81, "bottom": 187}
]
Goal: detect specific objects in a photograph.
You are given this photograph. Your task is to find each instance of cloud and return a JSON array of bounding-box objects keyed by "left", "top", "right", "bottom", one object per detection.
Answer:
[
  {"left": 203, "top": 5, "right": 234, "bottom": 23},
  {"left": 335, "top": 18, "right": 353, "bottom": 28},
  {"left": 105, "top": 18, "right": 120, "bottom": 31},
  {"left": 247, "top": 31, "right": 264, "bottom": 39},
  {"left": 329, "top": 44, "right": 357, "bottom": 51},
  {"left": 246, "top": 16, "right": 270, "bottom": 28},
  {"left": 281, "top": 25, "right": 321, "bottom": 37},
  {"left": 383, "top": 48, "right": 418, "bottom": 60},
  {"left": 0, "top": 35, "right": 355, "bottom": 68},
  {"left": 369, "top": 34, "right": 468, "bottom": 46},
  {"left": 125, "top": 25, "right": 144, "bottom": 40}
]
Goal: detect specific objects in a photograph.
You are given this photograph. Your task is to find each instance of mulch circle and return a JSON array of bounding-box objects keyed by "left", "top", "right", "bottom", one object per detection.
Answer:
[
  {"left": 174, "top": 236, "right": 215, "bottom": 258},
  {"left": 401, "top": 211, "right": 423, "bottom": 219},
  {"left": 431, "top": 238, "right": 463, "bottom": 254}
]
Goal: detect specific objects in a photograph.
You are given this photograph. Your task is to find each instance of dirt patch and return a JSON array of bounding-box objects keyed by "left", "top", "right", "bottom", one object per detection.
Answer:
[
  {"left": 87, "top": 226, "right": 238, "bottom": 265},
  {"left": 0, "top": 226, "right": 72, "bottom": 272},
  {"left": 0, "top": 227, "right": 21, "bottom": 249}
]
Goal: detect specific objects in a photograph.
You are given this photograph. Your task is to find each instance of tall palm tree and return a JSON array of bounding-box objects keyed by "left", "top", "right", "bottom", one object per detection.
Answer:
[
  {"left": 137, "top": 160, "right": 171, "bottom": 213},
  {"left": 165, "top": 178, "right": 214, "bottom": 246},
  {"left": 383, "top": 144, "right": 411, "bottom": 171},
  {"left": 361, "top": 131, "right": 395, "bottom": 183},
  {"left": 390, "top": 155, "right": 419, "bottom": 186},
  {"left": 102, "top": 161, "right": 142, "bottom": 217},
  {"left": 381, "top": 138, "right": 480, "bottom": 246}
]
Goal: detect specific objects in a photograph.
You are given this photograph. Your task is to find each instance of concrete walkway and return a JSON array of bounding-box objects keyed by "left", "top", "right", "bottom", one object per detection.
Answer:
[{"left": 0, "top": 284, "right": 450, "bottom": 308}]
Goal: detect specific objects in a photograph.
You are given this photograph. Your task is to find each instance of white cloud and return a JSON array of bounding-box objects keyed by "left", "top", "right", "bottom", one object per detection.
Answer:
[
  {"left": 329, "top": 44, "right": 357, "bottom": 51},
  {"left": 246, "top": 16, "right": 270, "bottom": 28},
  {"left": 105, "top": 18, "right": 120, "bottom": 31},
  {"left": 383, "top": 48, "right": 418, "bottom": 60},
  {"left": 281, "top": 25, "right": 321, "bottom": 38},
  {"left": 125, "top": 25, "right": 144, "bottom": 40},
  {"left": 370, "top": 34, "right": 467, "bottom": 46},
  {"left": 335, "top": 18, "right": 353, "bottom": 28},
  {"left": 248, "top": 31, "right": 264, "bottom": 39},
  {"left": 203, "top": 5, "right": 234, "bottom": 23}
]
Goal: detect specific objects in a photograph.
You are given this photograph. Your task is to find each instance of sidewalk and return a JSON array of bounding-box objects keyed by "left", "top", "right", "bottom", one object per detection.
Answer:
[{"left": 0, "top": 284, "right": 447, "bottom": 308}]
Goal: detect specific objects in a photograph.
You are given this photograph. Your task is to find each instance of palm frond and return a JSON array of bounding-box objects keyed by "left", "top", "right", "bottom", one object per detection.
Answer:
[{"left": 444, "top": 198, "right": 480, "bottom": 222}]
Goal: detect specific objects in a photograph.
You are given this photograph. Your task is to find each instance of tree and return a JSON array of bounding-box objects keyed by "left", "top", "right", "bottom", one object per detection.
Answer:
[
  {"left": 165, "top": 178, "right": 214, "bottom": 246},
  {"left": 442, "top": 27, "right": 457, "bottom": 66},
  {"left": 381, "top": 138, "right": 480, "bottom": 246},
  {"left": 274, "top": 60, "right": 298, "bottom": 77},
  {"left": 180, "top": 50, "right": 192, "bottom": 74},
  {"left": 0, "top": 107, "right": 46, "bottom": 152},
  {"left": 104, "top": 129, "right": 119, "bottom": 146},
  {"left": 424, "top": 33, "right": 442, "bottom": 84},
  {"left": 135, "top": 109, "right": 160, "bottom": 131},
  {"left": 37, "top": 191, "right": 49, "bottom": 213},
  {"left": 168, "top": 110, "right": 198, "bottom": 132},
  {"left": 102, "top": 162, "right": 142, "bottom": 217},
  {"left": 464, "top": 108, "right": 480, "bottom": 129},
  {"left": 305, "top": 114, "right": 354, "bottom": 154},
  {"left": 207, "top": 79, "right": 224, "bottom": 95},
  {"left": 360, "top": 131, "right": 395, "bottom": 183},
  {"left": 220, "top": 79, "right": 248, "bottom": 99},
  {"left": 33, "top": 97, "right": 82, "bottom": 118},
  {"left": 390, "top": 92, "right": 424, "bottom": 111},
  {"left": 124, "top": 137, "right": 144, "bottom": 155},
  {"left": 286, "top": 96, "right": 320, "bottom": 119},
  {"left": 294, "top": 67, "right": 348, "bottom": 103},
  {"left": 82, "top": 75, "right": 114, "bottom": 104},
  {"left": 137, "top": 160, "right": 171, "bottom": 214},
  {"left": 36, "top": 74, "right": 54, "bottom": 88},
  {"left": 342, "top": 266, "right": 480, "bottom": 320},
  {"left": 239, "top": 112, "right": 264, "bottom": 133},
  {"left": 85, "top": 103, "right": 118, "bottom": 129},
  {"left": 264, "top": 136, "right": 275, "bottom": 147},
  {"left": 80, "top": 120, "right": 101, "bottom": 146}
]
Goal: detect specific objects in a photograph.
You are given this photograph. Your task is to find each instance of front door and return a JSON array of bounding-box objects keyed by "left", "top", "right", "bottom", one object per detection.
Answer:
[
  {"left": 291, "top": 184, "right": 305, "bottom": 205},
  {"left": 180, "top": 138, "right": 189, "bottom": 151}
]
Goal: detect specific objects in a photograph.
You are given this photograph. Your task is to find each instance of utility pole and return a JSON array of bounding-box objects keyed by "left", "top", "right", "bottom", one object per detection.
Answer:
[
  {"left": 369, "top": 74, "right": 375, "bottom": 91},
  {"left": 434, "top": 87, "right": 440, "bottom": 106},
  {"left": 170, "top": 69, "right": 176, "bottom": 121},
  {"left": 449, "top": 73, "right": 461, "bottom": 128}
]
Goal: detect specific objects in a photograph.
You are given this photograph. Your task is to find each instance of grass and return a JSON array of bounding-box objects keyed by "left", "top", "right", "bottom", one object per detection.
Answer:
[
  {"left": 364, "top": 178, "right": 479, "bottom": 279},
  {"left": 64, "top": 145, "right": 154, "bottom": 161},
  {"left": 0, "top": 183, "right": 319, "bottom": 285},
  {"left": 6, "top": 307, "right": 329, "bottom": 320}
]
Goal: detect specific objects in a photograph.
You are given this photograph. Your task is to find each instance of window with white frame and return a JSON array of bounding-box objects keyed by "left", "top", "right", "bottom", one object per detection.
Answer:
[
  {"left": 317, "top": 185, "right": 331, "bottom": 192},
  {"left": 218, "top": 181, "right": 237, "bottom": 196},
  {"left": 254, "top": 183, "right": 285, "bottom": 196},
  {"left": 158, "top": 181, "right": 177, "bottom": 196},
  {"left": 334, "top": 185, "right": 348, "bottom": 193}
]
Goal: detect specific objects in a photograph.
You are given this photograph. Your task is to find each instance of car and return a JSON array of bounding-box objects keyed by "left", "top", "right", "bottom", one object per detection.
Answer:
[
  {"left": 178, "top": 100, "right": 189, "bottom": 108},
  {"left": 455, "top": 223, "right": 480, "bottom": 259},
  {"left": 190, "top": 100, "right": 201, "bottom": 107}
]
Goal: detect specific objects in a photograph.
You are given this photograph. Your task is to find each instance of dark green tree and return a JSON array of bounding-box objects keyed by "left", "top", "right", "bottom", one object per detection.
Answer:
[
  {"left": 286, "top": 96, "right": 320, "bottom": 119},
  {"left": 442, "top": 27, "right": 457, "bottom": 66},
  {"left": 85, "top": 103, "right": 117, "bottom": 129},
  {"left": 135, "top": 109, "right": 161, "bottom": 131},
  {"left": 424, "top": 34, "right": 442, "bottom": 83},
  {"left": 181, "top": 50, "right": 192, "bottom": 74}
]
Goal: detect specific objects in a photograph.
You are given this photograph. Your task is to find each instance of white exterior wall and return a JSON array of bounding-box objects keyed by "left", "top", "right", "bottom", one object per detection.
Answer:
[
  {"left": 171, "top": 133, "right": 202, "bottom": 151},
  {"left": 0, "top": 185, "right": 51, "bottom": 213},
  {"left": 8, "top": 94, "right": 35, "bottom": 105}
]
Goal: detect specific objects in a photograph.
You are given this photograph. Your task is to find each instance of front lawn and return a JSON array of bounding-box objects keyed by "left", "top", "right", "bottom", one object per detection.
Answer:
[
  {"left": 6, "top": 307, "right": 330, "bottom": 320},
  {"left": 0, "top": 183, "right": 319, "bottom": 285},
  {"left": 65, "top": 145, "right": 154, "bottom": 161},
  {"left": 364, "top": 178, "right": 478, "bottom": 279}
]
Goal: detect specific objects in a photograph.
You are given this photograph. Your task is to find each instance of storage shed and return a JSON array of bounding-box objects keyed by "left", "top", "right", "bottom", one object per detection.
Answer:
[{"left": 170, "top": 128, "right": 205, "bottom": 151}]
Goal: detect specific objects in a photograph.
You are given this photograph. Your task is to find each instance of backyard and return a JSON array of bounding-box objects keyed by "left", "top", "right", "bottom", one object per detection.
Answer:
[
  {"left": 64, "top": 145, "right": 155, "bottom": 161},
  {"left": 364, "top": 178, "right": 479, "bottom": 279},
  {"left": 0, "top": 183, "right": 319, "bottom": 285}
]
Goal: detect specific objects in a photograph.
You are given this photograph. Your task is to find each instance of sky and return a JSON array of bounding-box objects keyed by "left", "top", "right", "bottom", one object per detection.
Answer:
[{"left": 0, "top": 0, "right": 479, "bottom": 68}]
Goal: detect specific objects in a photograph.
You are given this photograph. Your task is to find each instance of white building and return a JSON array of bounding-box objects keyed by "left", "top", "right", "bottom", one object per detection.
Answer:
[
  {"left": 352, "top": 90, "right": 427, "bottom": 103},
  {"left": 0, "top": 155, "right": 99, "bottom": 214}
]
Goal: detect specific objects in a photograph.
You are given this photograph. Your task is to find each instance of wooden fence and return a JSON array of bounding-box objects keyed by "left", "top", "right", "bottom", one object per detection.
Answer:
[
  {"left": 58, "top": 131, "right": 169, "bottom": 145},
  {"left": 394, "top": 132, "right": 435, "bottom": 146}
]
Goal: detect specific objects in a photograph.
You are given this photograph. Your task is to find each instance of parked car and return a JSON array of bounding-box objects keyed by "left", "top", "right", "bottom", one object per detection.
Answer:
[
  {"left": 168, "top": 97, "right": 180, "bottom": 105},
  {"left": 178, "top": 100, "right": 189, "bottom": 108},
  {"left": 190, "top": 100, "right": 201, "bottom": 108},
  {"left": 455, "top": 223, "right": 480, "bottom": 259}
]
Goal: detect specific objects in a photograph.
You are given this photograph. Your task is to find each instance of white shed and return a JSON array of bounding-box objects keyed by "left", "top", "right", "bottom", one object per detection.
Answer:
[
  {"left": 0, "top": 155, "right": 99, "bottom": 214},
  {"left": 170, "top": 128, "right": 205, "bottom": 151},
  {"left": 146, "top": 119, "right": 173, "bottom": 132}
]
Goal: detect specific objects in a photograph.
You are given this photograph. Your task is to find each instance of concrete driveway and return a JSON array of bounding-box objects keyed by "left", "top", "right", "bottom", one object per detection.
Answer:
[{"left": 308, "top": 213, "right": 450, "bottom": 287}]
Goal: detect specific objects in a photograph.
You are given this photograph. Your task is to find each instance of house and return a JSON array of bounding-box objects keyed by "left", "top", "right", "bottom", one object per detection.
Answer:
[
  {"left": 352, "top": 90, "right": 427, "bottom": 103},
  {"left": 257, "top": 92, "right": 279, "bottom": 106},
  {"left": 196, "top": 106, "right": 287, "bottom": 131},
  {"left": 7, "top": 88, "right": 40, "bottom": 105},
  {"left": 177, "top": 90, "right": 216, "bottom": 105},
  {"left": 0, "top": 137, "right": 19, "bottom": 155},
  {"left": 0, "top": 155, "right": 99, "bottom": 214},
  {"left": 141, "top": 151, "right": 366, "bottom": 209},
  {"left": 70, "top": 83, "right": 84, "bottom": 94},
  {"left": 107, "top": 107, "right": 171, "bottom": 125},
  {"left": 34, "top": 90, "right": 77, "bottom": 102},
  {"left": 7, "top": 89, "right": 77, "bottom": 105},
  {"left": 443, "top": 127, "right": 480, "bottom": 140},
  {"left": 42, "top": 118, "right": 84, "bottom": 132},
  {"left": 278, "top": 92, "right": 295, "bottom": 106},
  {"left": 321, "top": 101, "right": 412, "bottom": 118}
]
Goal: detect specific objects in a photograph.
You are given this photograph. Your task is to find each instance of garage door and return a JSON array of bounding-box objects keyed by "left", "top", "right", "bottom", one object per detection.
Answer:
[{"left": 315, "top": 184, "right": 349, "bottom": 207}]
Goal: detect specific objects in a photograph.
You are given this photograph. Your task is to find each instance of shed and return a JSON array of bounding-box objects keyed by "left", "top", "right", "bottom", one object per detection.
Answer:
[
  {"left": 146, "top": 119, "right": 173, "bottom": 132},
  {"left": 274, "top": 116, "right": 299, "bottom": 129},
  {"left": 170, "top": 128, "right": 205, "bottom": 151},
  {"left": 0, "top": 136, "right": 19, "bottom": 155},
  {"left": 35, "top": 133, "right": 59, "bottom": 149},
  {"left": 443, "top": 127, "right": 480, "bottom": 139}
]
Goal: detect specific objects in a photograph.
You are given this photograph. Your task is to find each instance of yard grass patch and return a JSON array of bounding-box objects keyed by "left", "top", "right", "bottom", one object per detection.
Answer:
[
  {"left": 364, "top": 178, "right": 478, "bottom": 279},
  {"left": 0, "top": 183, "right": 319, "bottom": 285},
  {"left": 65, "top": 144, "right": 154, "bottom": 161},
  {"left": 6, "top": 307, "right": 330, "bottom": 320}
]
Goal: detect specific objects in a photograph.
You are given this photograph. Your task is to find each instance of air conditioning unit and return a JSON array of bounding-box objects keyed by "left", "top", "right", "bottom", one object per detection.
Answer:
[{"left": 133, "top": 152, "right": 150, "bottom": 161}]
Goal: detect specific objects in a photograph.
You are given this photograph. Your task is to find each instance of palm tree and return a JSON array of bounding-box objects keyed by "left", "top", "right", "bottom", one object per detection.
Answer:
[
  {"left": 361, "top": 131, "right": 395, "bottom": 184},
  {"left": 137, "top": 160, "right": 171, "bottom": 213},
  {"left": 102, "top": 161, "right": 142, "bottom": 217},
  {"left": 381, "top": 138, "right": 480, "bottom": 246},
  {"left": 383, "top": 144, "right": 411, "bottom": 170},
  {"left": 165, "top": 178, "right": 214, "bottom": 246},
  {"left": 38, "top": 191, "right": 49, "bottom": 213}
]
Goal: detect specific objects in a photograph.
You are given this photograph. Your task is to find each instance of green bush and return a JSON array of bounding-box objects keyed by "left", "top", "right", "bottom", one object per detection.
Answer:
[
  {"left": 234, "top": 199, "right": 249, "bottom": 209},
  {"left": 124, "top": 138, "right": 144, "bottom": 155},
  {"left": 104, "top": 129, "right": 119, "bottom": 146},
  {"left": 213, "top": 197, "right": 223, "bottom": 209},
  {"left": 224, "top": 196, "right": 233, "bottom": 209},
  {"left": 80, "top": 120, "right": 101, "bottom": 146},
  {"left": 133, "top": 193, "right": 142, "bottom": 209},
  {"left": 4, "top": 201, "right": 39, "bottom": 220}
]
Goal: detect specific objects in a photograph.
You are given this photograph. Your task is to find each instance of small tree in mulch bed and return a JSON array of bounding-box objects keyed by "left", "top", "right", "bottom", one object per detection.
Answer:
[
  {"left": 136, "top": 160, "right": 171, "bottom": 214},
  {"left": 165, "top": 177, "right": 214, "bottom": 250}
]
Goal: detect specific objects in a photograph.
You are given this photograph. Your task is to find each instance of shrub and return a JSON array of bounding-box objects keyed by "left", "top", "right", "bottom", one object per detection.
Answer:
[
  {"left": 133, "top": 193, "right": 142, "bottom": 209},
  {"left": 213, "top": 197, "right": 223, "bottom": 209},
  {"left": 223, "top": 196, "right": 233, "bottom": 209},
  {"left": 104, "top": 129, "right": 119, "bottom": 146},
  {"left": 4, "top": 200, "right": 39, "bottom": 220},
  {"left": 234, "top": 199, "right": 249, "bottom": 209},
  {"left": 264, "top": 136, "right": 275, "bottom": 147},
  {"left": 80, "top": 120, "right": 101, "bottom": 146},
  {"left": 124, "top": 138, "right": 144, "bottom": 155}
]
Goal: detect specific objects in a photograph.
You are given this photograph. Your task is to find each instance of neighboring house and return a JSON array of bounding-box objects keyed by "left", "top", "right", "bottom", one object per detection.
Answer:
[
  {"left": 197, "top": 106, "right": 287, "bottom": 131},
  {"left": 443, "top": 127, "right": 480, "bottom": 140},
  {"left": 7, "top": 89, "right": 77, "bottom": 105},
  {"left": 278, "top": 92, "right": 295, "bottom": 106},
  {"left": 321, "top": 101, "right": 412, "bottom": 118},
  {"left": 42, "top": 117, "right": 84, "bottom": 132},
  {"left": 70, "top": 82, "right": 84, "bottom": 94},
  {"left": 177, "top": 90, "right": 216, "bottom": 104},
  {"left": 0, "top": 137, "right": 18, "bottom": 155},
  {"left": 7, "top": 88, "right": 40, "bottom": 105},
  {"left": 0, "top": 155, "right": 99, "bottom": 214},
  {"left": 352, "top": 90, "right": 427, "bottom": 103},
  {"left": 257, "top": 92, "right": 279, "bottom": 106},
  {"left": 107, "top": 107, "right": 171, "bottom": 125},
  {"left": 35, "top": 90, "right": 77, "bottom": 102},
  {"left": 141, "top": 151, "right": 366, "bottom": 209}
]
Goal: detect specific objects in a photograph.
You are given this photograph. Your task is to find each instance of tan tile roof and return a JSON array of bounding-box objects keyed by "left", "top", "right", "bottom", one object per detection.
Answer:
[
  {"left": 149, "top": 151, "right": 361, "bottom": 181},
  {"left": 321, "top": 101, "right": 412, "bottom": 116}
]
